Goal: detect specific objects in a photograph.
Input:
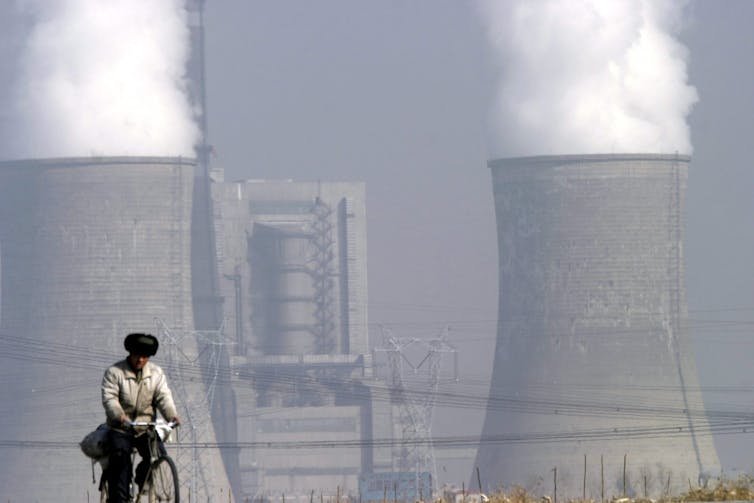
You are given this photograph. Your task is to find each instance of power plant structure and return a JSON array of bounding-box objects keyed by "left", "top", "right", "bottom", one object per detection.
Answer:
[
  {"left": 212, "top": 178, "right": 372, "bottom": 500},
  {"left": 475, "top": 154, "right": 720, "bottom": 498},
  {"left": 0, "top": 3, "right": 416, "bottom": 500},
  {"left": 3, "top": 2, "right": 725, "bottom": 499},
  {"left": 0, "top": 158, "right": 374, "bottom": 501},
  {"left": 0, "top": 156, "right": 228, "bottom": 501},
  {"left": 0, "top": 152, "right": 724, "bottom": 499}
]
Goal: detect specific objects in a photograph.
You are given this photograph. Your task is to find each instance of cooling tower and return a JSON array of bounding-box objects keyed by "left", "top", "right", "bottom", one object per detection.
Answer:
[
  {"left": 0, "top": 157, "right": 215, "bottom": 500},
  {"left": 475, "top": 154, "right": 719, "bottom": 498}
]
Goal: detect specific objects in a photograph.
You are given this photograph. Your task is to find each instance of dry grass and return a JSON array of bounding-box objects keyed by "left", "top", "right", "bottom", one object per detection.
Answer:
[
  {"left": 460, "top": 476, "right": 754, "bottom": 503},
  {"left": 673, "top": 475, "right": 754, "bottom": 502}
]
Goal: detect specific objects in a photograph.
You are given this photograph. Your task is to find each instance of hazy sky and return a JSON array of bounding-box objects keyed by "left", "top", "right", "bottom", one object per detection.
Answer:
[
  {"left": 203, "top": 2, "right": 495, "bottom": 480},
  {"left": 0, "top": 0, "right": 751, "bottom": 488},
  {"left": 201, "top": 0, "right": 754, "bottom": 479}
]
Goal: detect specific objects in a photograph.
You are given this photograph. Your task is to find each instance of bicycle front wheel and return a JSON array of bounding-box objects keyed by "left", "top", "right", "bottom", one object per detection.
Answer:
[
  {"left": 99, "top": 479, "right": 108, "bottom": 503},
  {"left": 148, "top": 456, "right": 179, "bottom": 503}
]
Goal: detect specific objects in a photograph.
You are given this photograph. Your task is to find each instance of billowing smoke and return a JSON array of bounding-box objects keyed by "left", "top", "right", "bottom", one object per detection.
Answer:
[
  {"left": 0, "top": 0, "right": 198, "bottom": 160},
  {"left": 477, "top": 0, "right": 698, "bottom": 157}
]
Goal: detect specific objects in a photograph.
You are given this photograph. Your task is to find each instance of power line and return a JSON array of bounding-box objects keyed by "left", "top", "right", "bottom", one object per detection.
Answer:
[
  {"left": 4, "top": 418, "right": 754, "bottom": 451},
  {"left": 1, "top": 328, "right": 753, "bottom": 427}
]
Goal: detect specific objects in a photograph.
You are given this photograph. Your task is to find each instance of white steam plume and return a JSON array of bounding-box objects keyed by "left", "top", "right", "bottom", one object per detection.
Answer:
[
  {"left": 477, "top": 0, "right": 698, "bottom": 157},
  {"left": 1, "top": 0, "right": 198, "bottom": 160}
]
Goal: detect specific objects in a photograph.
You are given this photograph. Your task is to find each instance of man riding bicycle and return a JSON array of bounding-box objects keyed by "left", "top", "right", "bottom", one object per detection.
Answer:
[{"left": 101, "top": 333, "right": 181, "bottom": 503}]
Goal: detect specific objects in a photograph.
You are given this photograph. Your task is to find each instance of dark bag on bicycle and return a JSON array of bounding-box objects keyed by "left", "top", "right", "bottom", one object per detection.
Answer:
[{"left": 80, "top": 423, "right": 110, "bottom": 460}]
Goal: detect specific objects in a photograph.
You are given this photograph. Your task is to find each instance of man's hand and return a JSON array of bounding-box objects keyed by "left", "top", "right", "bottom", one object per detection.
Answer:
[
  {"left": 119, "top": 414, "right": 131, "bottom": 428},
  {"left": 170, "top": 416, "right": 182, "bottom": 427}
]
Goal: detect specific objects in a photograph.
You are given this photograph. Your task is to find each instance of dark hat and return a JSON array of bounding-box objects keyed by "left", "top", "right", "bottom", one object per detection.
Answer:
[{"left": 124, "top": 333, "right": 159, "bottom": 356}]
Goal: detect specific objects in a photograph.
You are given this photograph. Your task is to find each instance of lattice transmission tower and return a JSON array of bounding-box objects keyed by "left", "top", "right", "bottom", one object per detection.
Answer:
[
  {"left": 155, "top": 317, "right": 233, "bottom": 502},
  {"left": 376, "top": 327, "right": 457, "bottom": 495}
]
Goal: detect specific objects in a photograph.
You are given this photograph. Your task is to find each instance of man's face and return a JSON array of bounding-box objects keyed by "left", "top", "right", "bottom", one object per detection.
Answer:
[{"left": 128, "top": 353, "right": 150, "bottom": 370}]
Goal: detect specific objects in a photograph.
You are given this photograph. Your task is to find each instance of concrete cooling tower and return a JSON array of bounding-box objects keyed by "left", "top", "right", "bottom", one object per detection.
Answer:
[
  {"left": 475, "top": 154, "right": 720, "bottom": 498},
  {"left": 0, "top": 157, "right": 224, "bottom": 501}
]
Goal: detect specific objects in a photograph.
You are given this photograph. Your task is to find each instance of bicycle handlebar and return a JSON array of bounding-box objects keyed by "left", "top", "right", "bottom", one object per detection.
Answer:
[{"left": 126, "top": 420, "right": 178, "bottom": 429}]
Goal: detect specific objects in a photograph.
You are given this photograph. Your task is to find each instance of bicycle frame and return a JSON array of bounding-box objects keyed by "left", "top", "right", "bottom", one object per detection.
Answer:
[{"left": 98, "top": 420, "right": 179, "bottom": 503}]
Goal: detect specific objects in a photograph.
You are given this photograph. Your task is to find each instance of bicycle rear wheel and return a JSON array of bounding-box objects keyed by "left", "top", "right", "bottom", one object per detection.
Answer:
[{"left": 148, "top": 456, "right": 179, "bottom": 503}]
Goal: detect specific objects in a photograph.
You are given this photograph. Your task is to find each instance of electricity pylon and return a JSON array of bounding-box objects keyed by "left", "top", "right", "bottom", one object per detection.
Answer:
[
  {"left": 376, "top": 326, "right": 457, "bottom": 497},
  {"left": 155, "top": 317, "right": 233, "bottom": 502}
]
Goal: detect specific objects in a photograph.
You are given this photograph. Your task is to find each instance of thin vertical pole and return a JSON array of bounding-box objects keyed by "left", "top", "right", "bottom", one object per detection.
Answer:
[
  {"left": 553, "top": 467, "right": 557, "bottom": 503},
  {"left": 583, "top": 455, "right": 587, "bottom": 501},
  {"left": 643, "top": 476, "right": 647, "bottom": 498},
  {"left": 623, "top": 454, "right": 627, "bottom": 497},
  {"left": 192, "top": 430, "right": 198, "bottom": 503},
  {"left": 477, "top": 467, "right": 483, "bottom": 494},
  {"left": 600, "top": 455, "right": 604, "bottom": 503}
]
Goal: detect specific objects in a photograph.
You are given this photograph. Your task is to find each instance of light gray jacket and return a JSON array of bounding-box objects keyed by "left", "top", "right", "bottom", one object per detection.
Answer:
[{"left": 101, "top": 359, "right": 178, "bottom": 430}]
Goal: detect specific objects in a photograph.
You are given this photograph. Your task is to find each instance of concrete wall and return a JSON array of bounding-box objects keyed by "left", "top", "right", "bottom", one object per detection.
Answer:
[
  {"left": 475, "top": 154, "right": 720, "bottom": 498},
  {"left": 252, "top": 405, "right": 364, "bottom": 498},
  {"left": 0, "top": 157, "right": 196, "bottom": 501}
]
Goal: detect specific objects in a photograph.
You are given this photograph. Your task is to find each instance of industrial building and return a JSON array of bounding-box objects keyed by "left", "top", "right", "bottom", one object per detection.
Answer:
[
  {"left": 0, "top": 152, "right": 723, "bottom": 499},
  {"left": 1, "top": 1, "right": 723, "bottom": 499},
  {"left": 212, "top": 179, "right": 371, "bottom": 500},
  {"left": 0, "top": 3, "right": 426, "bottom": 500},
  {"left": 475, "top": 154, "right": 720, "bottom": 498},
  {"left": 0, "top": 159, "right": 375, "bottom": 501}
]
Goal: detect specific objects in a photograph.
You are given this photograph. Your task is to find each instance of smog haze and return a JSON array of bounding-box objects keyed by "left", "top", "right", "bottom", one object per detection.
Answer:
[{"left": 0, "top": 0, "right": 752, "bottom": 495}]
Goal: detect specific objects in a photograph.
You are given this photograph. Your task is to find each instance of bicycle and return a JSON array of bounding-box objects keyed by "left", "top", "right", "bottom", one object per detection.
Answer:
[{"left": 97, "top": 420, "right": 180, "bottom": 503}]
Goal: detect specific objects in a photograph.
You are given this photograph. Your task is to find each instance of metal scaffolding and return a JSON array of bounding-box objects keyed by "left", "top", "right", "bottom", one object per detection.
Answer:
[{"left": 309, "top": 196, "right": 337, "bottom": 354}]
